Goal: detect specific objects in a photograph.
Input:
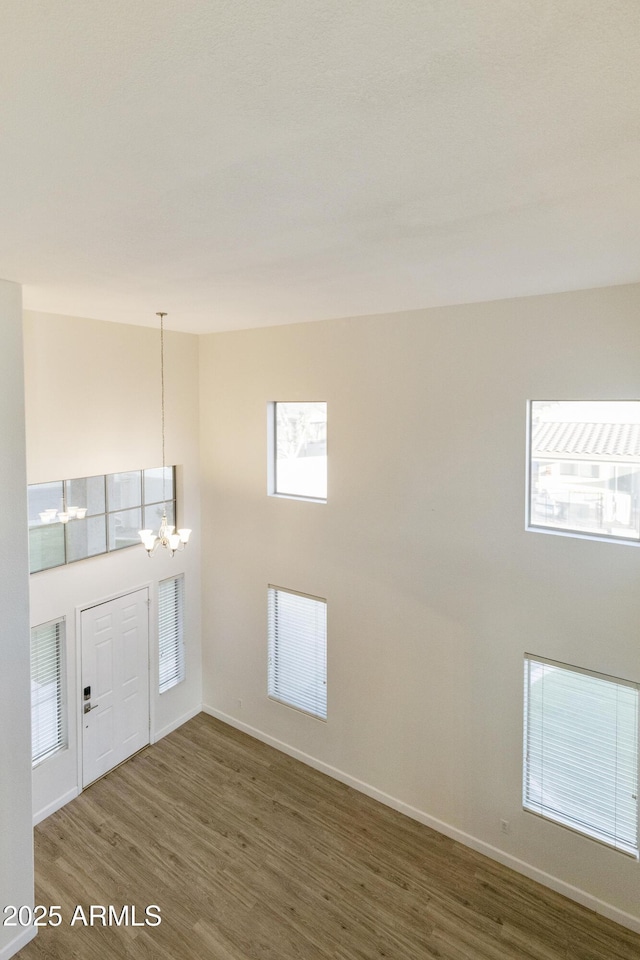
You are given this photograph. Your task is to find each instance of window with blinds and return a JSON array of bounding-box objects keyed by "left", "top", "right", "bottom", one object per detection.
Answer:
[
  {"left": 31, "top": 618, "right": 66, "bottom": 766},
  {"left": 158, "top": 574, "right": 185, "bottom": 693},
  {"left": 268, "top": 585, "right": 327, "bottom": 720},
  {"left": 523, "top": 654, "right": 639, "bottom": 856}
]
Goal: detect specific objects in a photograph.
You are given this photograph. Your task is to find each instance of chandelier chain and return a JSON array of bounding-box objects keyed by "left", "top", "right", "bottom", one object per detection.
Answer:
[
  {"left": 157, "top": 311, "right": 167, "bottom": 505},
  {"left": 139, "top": 310, "right": 191, "bottom": 556}
]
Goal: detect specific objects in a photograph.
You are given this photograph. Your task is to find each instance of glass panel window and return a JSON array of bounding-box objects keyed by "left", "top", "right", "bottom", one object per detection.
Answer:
[
  {"left": 31, "top": 619, "right": 66, "bottom": 765},
  {"left": 29, "top": 524, "right": 65, "bottom": 574},
  {"left": 66, "top": 515, "right": 107, "bottom": 563},
  {"left": 529, "top": 401, "right": 640, "bottom": 541},
  {"left": 28, "top": 481, "right": 63, "bottom": 526},
  {"left": 107, "top": 471, "right": 142, "bottom": 511},
  {"left": 523, "top": 655, "right": 639, "bottom": 856},
  {"left": 28, "top": 466, "right": 178, "bottom": 571},
  {"left": 144, "top": 467, "right": 174, "bottom": 505},
  {"left": 268, "top": 585, "right": 327, "bottom": 720},
  {"left": 273, "top": 402, "right": 327, "bottom": 500},
  {"left": 144, "top": 500, "right": 175, "bottom": 531},
  {"left": 66, "top": 475, "right": 106, "bottom": 517},
  {"left": 108, "top": 507, "right": 142, "bottom": 551}
]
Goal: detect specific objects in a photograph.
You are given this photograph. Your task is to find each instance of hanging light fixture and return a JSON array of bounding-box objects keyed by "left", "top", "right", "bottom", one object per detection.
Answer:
[
  {"left": 39, "top": 491, "right": 86, "bottom": 524},
  {"left": 138, "top": 312, "right": 191, "bottom": 557},
  {"left": 56, "top": 485, "right": 87, "bottom": 523}
]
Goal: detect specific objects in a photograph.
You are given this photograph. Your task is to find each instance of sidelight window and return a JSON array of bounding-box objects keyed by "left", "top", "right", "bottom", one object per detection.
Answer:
[
  {"left": 158, "top": 574, "right": 185, "bottom": 693},
  {"left": 31, "top": 618, "right": 66, "bottom": 765}
]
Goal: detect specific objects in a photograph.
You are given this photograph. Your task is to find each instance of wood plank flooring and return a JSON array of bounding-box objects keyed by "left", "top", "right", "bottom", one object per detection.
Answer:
[{"left": 16, "top": 713, "right": 640, "bottom": 960}]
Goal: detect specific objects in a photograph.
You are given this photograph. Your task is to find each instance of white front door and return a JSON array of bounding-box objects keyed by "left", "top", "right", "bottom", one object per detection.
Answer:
[{"left": 81, "top": 588, "right": 150, "bottom": 788}]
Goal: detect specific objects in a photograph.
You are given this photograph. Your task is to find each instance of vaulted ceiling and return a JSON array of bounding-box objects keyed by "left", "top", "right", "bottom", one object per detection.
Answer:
[{"left": 1, "top": 1, "right": 639, "bottom": 332}]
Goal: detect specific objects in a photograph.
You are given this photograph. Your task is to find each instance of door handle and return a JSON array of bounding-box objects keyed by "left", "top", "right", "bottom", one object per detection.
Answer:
[{"left": 83, "top": 702, "right": 94, "bottom": 714}]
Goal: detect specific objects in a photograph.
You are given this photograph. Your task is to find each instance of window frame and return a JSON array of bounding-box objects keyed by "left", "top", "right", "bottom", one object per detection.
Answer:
[
  {"left": 523, "top": 653, "right": 639, "bottom": 857},
  {"left": 31, "top": 617, "right": 67, "bottom": 767},
  {"left": 158, "top": 573, "right": 186, "bottom": 694},
  {"left": 267, "top": 401, "right": 328, "bottom": 503},
  {"left": 267, "top": 584, "right": 327, "bottom": 721}
]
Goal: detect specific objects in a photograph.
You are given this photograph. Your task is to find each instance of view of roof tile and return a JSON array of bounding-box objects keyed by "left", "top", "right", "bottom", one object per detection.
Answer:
[{"left": 532, "top": 422, "right": 640, "bottom": 459}]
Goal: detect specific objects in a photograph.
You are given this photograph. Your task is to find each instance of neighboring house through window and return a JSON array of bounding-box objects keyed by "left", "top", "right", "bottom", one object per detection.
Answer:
[{"left": 528, "top": 400, "right": 640, "bottom": 542}]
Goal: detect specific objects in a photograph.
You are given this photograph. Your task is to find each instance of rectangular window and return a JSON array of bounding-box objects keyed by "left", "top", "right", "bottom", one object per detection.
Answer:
[
  {"left": 268, "top": 585, "right": 327, "bottom": 720},
  {"left": 523, "top": 654, "right": 639, "bottom": 856},
  {"left": 270, "top": 402, "right": 327, "bottom": 500},
  {"left": 28, "top": 466, "right": 177, "bottom": 572},
  {"left": 158, "top": 574, "right": 185, "bottom": 693},
  {"left": 528, "top": 401, "right": 640, "bottom": 542},
  {"left": 31, "top": 619, "right": 66, "bottom": 766}
]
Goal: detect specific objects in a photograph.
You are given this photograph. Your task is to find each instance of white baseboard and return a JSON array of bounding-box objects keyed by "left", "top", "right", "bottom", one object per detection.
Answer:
[
  {"left": 154, "top": 704, "right": 202, "bottom": 743},
  {"left": 33, "top": 787, "right": 80, "bottom": 827},
  {"left": 202, "top": 705, "right": 640, "bottom": 936},
  {"left": 0, "top": 924, "right": 37, "bottom": 960}
]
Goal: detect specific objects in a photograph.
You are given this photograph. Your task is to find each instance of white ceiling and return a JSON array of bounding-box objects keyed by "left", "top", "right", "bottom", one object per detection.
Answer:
[{"left": 1, "top": 1, "right": 639, "bottom": 333}]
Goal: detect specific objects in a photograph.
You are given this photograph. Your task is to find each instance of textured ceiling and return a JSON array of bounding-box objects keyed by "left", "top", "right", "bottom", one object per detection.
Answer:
[{"left": 1, "top": 1, "right": 639, "bottom": 332}]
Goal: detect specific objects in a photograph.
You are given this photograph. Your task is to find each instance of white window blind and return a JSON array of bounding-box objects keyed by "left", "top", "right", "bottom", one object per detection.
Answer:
[
  {"left": 31, "top": 619, "right": 66, "bottom": 765},
  {"left": 268, "top": 586, "right": 327, "bottom": 720},
  {"left": 158, "top": 574, "right": 185, "bottom": 693},
  {"left": 523, "top": 655, "right": 639, "bottom": 856}
]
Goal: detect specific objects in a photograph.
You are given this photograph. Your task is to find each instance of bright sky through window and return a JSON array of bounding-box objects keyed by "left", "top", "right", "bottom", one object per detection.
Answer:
[{"left": 274, "top": 402, "right": 327, "bottom": 500}]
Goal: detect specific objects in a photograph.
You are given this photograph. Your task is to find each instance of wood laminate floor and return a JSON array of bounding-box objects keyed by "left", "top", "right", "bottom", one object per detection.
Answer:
[{"left": 16, "top": 713, "right": 640, "bottom": 960}]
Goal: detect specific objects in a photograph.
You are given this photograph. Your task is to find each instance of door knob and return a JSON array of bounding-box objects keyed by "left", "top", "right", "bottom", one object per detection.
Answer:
[{"left": 83, "top": 702, "right": 94, "bottom": 714}]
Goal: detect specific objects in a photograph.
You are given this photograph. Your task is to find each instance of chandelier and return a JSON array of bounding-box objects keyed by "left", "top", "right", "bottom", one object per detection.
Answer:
[
  {"left": 40, "top": 502, "right": 87, "bottom": 524},
  {"left": 39, "top": 489, "right": 87, "bottom": 524},
  {"left": 138, "top": 312, "right": 191, "bottom": 556}
]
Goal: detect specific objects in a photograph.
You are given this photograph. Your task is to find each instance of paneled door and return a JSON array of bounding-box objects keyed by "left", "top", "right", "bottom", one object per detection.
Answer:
[{"left": 81, "top": 589, "right": 150, "bottom": 787}]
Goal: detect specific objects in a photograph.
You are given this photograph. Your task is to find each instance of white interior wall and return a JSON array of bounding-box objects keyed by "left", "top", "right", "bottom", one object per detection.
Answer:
[
  {"left": 199, "top": 282, "right": 640, "bottom": 931},
  {"left": 0, "top": 282, "right": 36, "bottom": 960},
  {"left": 23, "top": 311, "right": 202, "bottom": 824}
]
